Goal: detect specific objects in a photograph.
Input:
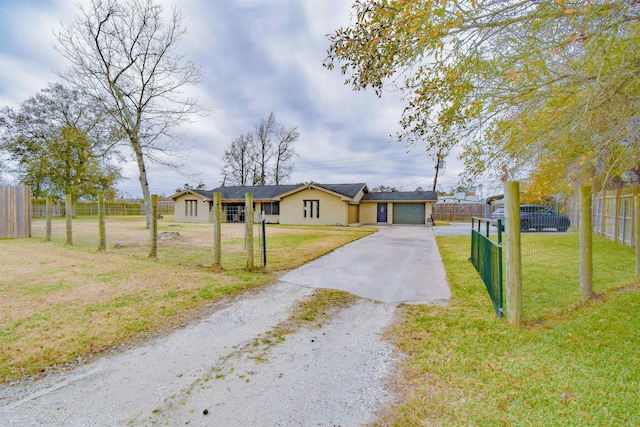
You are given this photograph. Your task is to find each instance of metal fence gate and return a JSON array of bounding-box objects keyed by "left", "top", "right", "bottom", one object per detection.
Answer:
[{"left": 470, "top": 217, "right": 503, "bottom": 317}]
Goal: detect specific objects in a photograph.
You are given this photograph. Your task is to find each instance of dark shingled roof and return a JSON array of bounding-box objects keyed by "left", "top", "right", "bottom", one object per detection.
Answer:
[
  {"left": 207, "top": 183, "right": 367, "bottom": 200},
  {"left": 190, "top": 189, "right": 213, "bottom": 199},
  {"left": 210, "top": 185, "right": 301, "bottom": 200},
  {"left": 313, "top": 183, "right": 367, "bottom": 199},
  {"left": 361, "top": 191, "right": 438, "bottom": 202}
]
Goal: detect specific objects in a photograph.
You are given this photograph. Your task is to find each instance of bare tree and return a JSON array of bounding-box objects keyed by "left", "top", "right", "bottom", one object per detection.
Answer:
[
  {"left": 254, "top": 113, "right": 276, "bottom": 186},
  {"left": 221, "top": 112, "right": 298, "bottom": 186},
  {"left": 221, "top": 133, "right": 255, "bottom": 186},
  {"left": 274, "top": 126, "right": 299, "bottom": 185},
  {"left": 55, "top": 0, "right": 203, "bottom": 228}
]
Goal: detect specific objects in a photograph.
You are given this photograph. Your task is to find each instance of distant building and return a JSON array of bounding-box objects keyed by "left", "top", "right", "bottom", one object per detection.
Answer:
[{"left": 437, "top": 191, "right": 483, "bottom": 204}]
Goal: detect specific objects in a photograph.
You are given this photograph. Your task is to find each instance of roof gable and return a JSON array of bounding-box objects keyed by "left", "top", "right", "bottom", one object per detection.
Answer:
[
  {"left": 277, "top": 183, "right": 367, "bottom": 200},
  {"left": 170, "top": 189, "right": 213, "bottom": 200}
]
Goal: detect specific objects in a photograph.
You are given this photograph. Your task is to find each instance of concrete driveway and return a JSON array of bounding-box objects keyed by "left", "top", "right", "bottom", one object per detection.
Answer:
[
  {"left": 433, "top": 221, "right": 476, "bottom": 236},
  {"left": 281, "top": 226, "right": 451, "bottom": 304}
]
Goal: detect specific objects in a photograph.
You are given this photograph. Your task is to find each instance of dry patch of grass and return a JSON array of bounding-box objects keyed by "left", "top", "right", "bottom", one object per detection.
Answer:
[
  {"left": 0, "top": 225, "right": 375, "bottom": 383},
  {"left": 0, "top": 239, "right": 273, "bottom": 382}
]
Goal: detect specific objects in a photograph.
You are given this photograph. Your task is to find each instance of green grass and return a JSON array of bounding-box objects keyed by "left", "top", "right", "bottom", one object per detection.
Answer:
[
  {"left": 517, "top": 233, "right": 635, "bottom": 322},
  {"left": 288, "top": 289, "right": 357, "bottom": 325},
  {"left": 383, "top": 234, "right": 639, "bottom": 426}
]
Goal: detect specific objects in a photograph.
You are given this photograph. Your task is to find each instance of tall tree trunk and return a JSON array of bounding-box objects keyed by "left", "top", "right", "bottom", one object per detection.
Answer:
[{"left": 131, "top": 136, "right": 152, "bottom": 229}]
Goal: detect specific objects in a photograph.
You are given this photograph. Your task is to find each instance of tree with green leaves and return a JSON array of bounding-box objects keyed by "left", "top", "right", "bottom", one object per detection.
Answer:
[
  {"left": 55, "top": 0, "right": 203, "bottom": 228},
  {"left": 0, "top": 83, "right": 121, "bottom": 199},
  {"left": 326, "top": 0, "right": 640, "bottom": 192}
]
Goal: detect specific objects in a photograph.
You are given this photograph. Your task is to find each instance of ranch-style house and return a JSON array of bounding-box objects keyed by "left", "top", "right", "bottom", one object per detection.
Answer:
[{"left": 170, "top": 183, "right": 438, "bottom": 226}]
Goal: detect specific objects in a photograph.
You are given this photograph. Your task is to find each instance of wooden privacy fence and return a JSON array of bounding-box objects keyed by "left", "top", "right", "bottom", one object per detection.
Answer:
[
  {"left": 0, "top": 185, "right": 31, "bottom": 238},
  {"left": 433, "top": 203, "right": 487, "bottom": 222},
  {"left": 566, "top": 186, "right": 638, "bottom": 247}
]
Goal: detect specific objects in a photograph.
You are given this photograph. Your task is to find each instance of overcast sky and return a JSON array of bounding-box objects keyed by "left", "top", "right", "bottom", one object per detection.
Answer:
[{"left": 0, "top": 0, "right": 491, "bottom": 198}]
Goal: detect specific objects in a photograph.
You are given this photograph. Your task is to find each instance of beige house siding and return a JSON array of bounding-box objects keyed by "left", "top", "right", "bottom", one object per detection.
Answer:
[
  {"left": 359, "top": 202, "right": 378, "bottom": 224},
  {"left": 425, "top": 202, "right": 434, "bottom": 220},
  {"left": 279, "top": 188, "right": 348, "bottom": 225},
  {"left": 173, "top": 194, "right": 211, "bottom": 223},
  {"left": 348, "top": 204, "right": 359, "bottom": 224}
]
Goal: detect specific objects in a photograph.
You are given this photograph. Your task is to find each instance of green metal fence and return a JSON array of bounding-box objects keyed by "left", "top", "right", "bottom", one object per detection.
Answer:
[{"left": 471, "top": 217, "right": 503, "bottom": 318}]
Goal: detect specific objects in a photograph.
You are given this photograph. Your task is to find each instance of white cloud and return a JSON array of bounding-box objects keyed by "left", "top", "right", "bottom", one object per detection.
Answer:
[{"left": 0, "top": 0, "right": 481, "bottom": 198}]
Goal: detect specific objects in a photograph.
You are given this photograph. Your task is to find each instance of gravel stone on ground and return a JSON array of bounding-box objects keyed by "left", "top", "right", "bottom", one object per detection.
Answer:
[{"left": 0, "top": 282, "right": 399, "bottom": 426}]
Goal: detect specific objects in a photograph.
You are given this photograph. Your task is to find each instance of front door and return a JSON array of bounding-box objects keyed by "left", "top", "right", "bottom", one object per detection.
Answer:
[{"left": 377, "top": 203, "right": 388, "bottom": 223}]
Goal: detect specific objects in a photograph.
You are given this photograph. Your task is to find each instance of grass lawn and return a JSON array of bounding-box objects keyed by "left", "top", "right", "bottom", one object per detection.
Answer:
[
  {"left": 29, "top": 216, "right": 378, "bottom": 270},
  {"left": 382, "top": 235, "right": 639, "bottom": 425},
  {"left": 0, "top": 225, "right": 375, "bottom": 383}
]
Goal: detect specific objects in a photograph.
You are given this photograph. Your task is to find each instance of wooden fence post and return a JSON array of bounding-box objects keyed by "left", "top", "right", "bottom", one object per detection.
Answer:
[
  {"left": 213, "top": 192, "right": 222, "bottom": 268},
  {"left": 98, "top": 193, "right": 106, "bottom": 251},
  {"left": 65, "top": 193, "right": 73, "bottom": 245},
  {"left": 45, "top": 195, "right": 52, "bottom": 242},
  {"left": 245, "top": 193, "right": 254, "bottom": 270},
  {"left": 149, "top": 194, "right": 158, "bottom": 258},
  {"left": 579, "top": 186, "right": 593, "bottom": 299},
  {"left": 504, "top": 181, "right": 522, "bottom": 326},
  {"left": 635, "top": 193, "right": 640, "bottom": 276}
]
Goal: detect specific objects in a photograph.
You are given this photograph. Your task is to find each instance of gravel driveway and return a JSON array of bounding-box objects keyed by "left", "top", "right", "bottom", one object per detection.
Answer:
[
  {"left": 1, "top": 226, "right": 450, "bottom": 426},
  {"left": 0, "top": 283, "right": 398, "bottom": 426}
]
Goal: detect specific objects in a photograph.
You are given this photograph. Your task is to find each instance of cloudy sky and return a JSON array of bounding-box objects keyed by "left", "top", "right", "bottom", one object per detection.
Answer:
[{"left": 0, "top": 0, "right": 485, "bottom": 198}]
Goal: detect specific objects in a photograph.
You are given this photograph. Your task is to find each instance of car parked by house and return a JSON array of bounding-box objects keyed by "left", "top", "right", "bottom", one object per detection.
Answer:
[{"left": 490, "top": 204, "right": 570, "bottom": 232}]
